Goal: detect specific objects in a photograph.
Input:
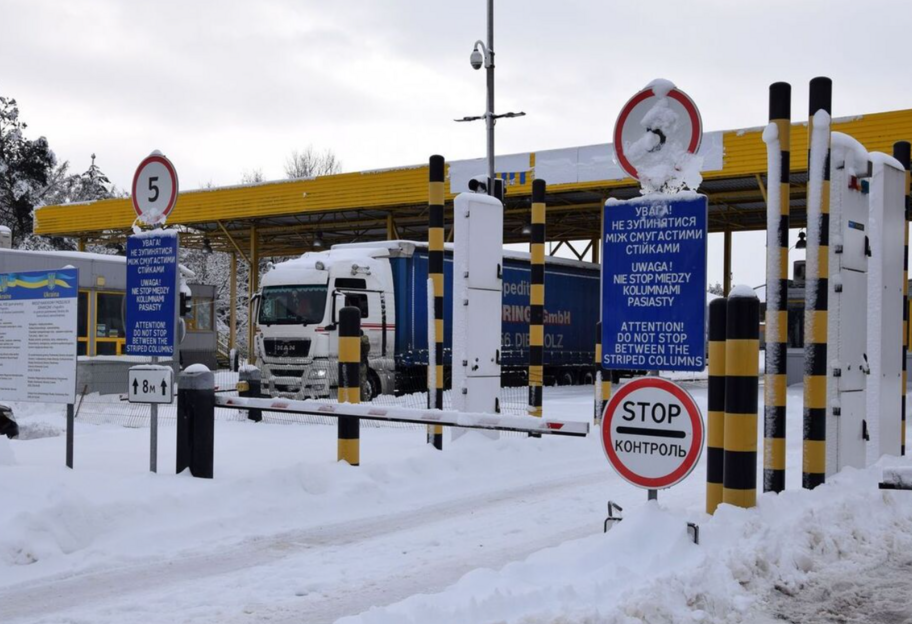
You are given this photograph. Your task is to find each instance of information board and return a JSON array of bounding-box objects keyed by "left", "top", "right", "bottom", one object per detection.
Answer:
[
  {"left": 0, "top": 269, "right": 78, "bottom": 403},
  {"left": 602, "top": 194, "right": 707, "bottom": 371},
  {"left": 126, "top": 232, "right": 179, "bottom": 357}
]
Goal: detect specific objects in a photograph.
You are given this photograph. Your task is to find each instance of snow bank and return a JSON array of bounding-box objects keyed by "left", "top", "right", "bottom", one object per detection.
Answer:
[
  {"left": 0, "top": 438, "right": 15, "bottom": 466},
  {"left": 341, "top": 462, "right": 912, "bottom": 624}
]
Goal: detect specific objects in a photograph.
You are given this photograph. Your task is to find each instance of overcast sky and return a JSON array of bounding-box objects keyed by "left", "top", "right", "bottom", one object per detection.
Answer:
[{"left": 4, "top": 0, "right": 911, "bottom": 286}]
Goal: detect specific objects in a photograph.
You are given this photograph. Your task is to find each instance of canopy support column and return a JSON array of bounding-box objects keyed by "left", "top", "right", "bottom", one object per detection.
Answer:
[
  {"left": 248, "top": 226, "right": 259, "bottom": 365},
  {"left": 229, "top": 252, "right": 237, "bottom": 351}
]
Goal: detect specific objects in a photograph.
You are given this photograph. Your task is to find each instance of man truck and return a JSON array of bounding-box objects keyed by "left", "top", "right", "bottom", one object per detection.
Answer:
[{"left": 253, "top": 241, "right": 600, "bottom": 398}]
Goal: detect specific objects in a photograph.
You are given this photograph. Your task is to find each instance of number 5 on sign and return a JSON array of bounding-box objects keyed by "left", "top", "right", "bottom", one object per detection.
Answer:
[{"left": 132, "top": 152, "right": 179, "bottom": 226}]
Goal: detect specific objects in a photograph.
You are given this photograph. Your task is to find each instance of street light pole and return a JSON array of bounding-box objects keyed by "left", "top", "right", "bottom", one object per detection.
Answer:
[
  {"left": 485, "top": 0, "right": 495, "bottom": 193},
  {"left": 456, "top": 0, "right": 524, "bottom": 197}
]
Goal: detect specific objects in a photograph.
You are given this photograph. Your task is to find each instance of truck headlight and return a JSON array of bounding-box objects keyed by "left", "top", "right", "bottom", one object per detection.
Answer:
[{"left": 309, "top": 369, "right": 327, "bottom": 379}]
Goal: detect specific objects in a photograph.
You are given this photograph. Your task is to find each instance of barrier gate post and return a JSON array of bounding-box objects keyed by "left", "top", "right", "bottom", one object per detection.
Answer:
[
  {"left": 895, "top": 140, "right": 911, "bottom": 457},
  {"left": 803, "top": 76, "right": 832, "bottom": 490},
  {"left": 723, "top": 289, "right": 759, "bottom": 508},
  {"left": 338, "top": 306, "right": 361, "bottom": 466},
  {"left": 427, "top": 155, "right": 445, "bottom": 450},
  {"left": 706, "top": 297, "right": 727, "bottom": 514},
  {"left": 529, "top": 179, "right": 546, "bottom": 419},
  {"left": 764, "top": 81, "right": 791, "bottom": 493},
  {"left": 176, "top": 367, "right": 215, "bottom": 479}
]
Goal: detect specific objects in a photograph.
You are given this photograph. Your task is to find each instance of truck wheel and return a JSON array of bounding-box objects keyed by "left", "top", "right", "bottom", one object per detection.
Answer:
[
  {"left": 582, "top": 372, "right": 594, "bottom": 386},
  {"left": 559, "top": 371, "right": 576, "bottom": 386},
  {"left": 367, "top": 369, "right": 382, "bottom": 400}
]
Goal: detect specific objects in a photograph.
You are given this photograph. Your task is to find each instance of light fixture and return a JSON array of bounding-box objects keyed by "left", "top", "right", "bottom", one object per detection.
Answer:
[
  {"left": 795, "top": 230, "right": 807, "bottom": 250},
  {"left": 313, "top": 232, "right": 325, "bottom": 250},
  {"left": 202, "top": 238, "right": 213, "bottom": 255},
  {"left": 521, "top": 222, "right": 532, "bottom": 237}
]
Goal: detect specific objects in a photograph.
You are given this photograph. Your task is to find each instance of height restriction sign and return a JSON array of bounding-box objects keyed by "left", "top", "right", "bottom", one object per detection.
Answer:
[{"left": 601, "top": 377, "right": 704, "bottom": 490}]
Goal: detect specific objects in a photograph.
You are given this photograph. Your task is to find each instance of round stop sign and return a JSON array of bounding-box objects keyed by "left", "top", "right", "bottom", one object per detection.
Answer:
[
  {"left": 601, "top": 377, "right": 704, "bottom": 489},
  {"left": 613, "top": 82, "right": 702, "bottom": 182},
  {"left": 131, "top": 152, "right": 179, "bottom": 225}
]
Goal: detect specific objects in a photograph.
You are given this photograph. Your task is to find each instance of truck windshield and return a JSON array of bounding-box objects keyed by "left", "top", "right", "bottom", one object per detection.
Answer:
[{"left": 259, "top": 285, "right": 328, "bottom": 325}]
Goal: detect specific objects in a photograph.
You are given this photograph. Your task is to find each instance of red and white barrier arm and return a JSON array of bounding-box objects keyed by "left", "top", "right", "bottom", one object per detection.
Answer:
[{"left": 214, "top": 395, "right": 589, "bottom": 437}]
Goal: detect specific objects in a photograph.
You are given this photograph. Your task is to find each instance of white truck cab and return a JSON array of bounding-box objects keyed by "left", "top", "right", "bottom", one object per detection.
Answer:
[{"left": 255, "top": 246, "right": 396, "bottom": 398}]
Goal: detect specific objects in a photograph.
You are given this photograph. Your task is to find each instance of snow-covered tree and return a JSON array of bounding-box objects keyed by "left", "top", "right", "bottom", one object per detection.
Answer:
[
  {"left": 284, "top": 146, "right": 341, "bottom": 179},
  {"left": 71, "top": 153, "right": 113, "bottom": 202},
  {"left": 0, "top": 97, "right": 57, "bottom": 246}
]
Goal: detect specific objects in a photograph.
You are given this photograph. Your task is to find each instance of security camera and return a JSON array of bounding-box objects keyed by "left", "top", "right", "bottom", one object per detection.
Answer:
[
  {"left": 470, "top": 49, "right": 484, "bottom": 70},
  {"left": 468, "top": 178, "right": 487, "bottom": 193}
]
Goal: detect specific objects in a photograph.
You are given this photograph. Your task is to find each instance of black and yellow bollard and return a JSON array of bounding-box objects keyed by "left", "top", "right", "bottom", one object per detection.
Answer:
[
  {"left": 706, "top": 297, "right": 727, "bottom": 514},
  {"left": 238, "top": 366, "right": 263, "bottom": 422},
  {"left": 529, "top": 179, "right": 546, "bottom": 419},
  {"left": 427, "top": 155, "right": 445, "bottom": 450},
  {"left": 338, "top": 306, "right": 361, "bottom": 466},
  {"left": 723, "top": 289, "right": 759, "bottom": 508},
  {"left": 803, "top": 77, "right": 832, "bottom": 490},
  {"left": 764, "top": 82, "right": 791, "bottom": 493},
  {"left": 593, "top": 321, "right": 611, "bottom": 425},
  {"left": 896, "top": 140, "right": 911, "bottom": 457}
]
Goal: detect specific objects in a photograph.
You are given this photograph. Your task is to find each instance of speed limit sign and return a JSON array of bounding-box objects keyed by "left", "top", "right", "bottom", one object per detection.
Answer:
[{"left": 131, "top": 152, "right": 179, "bottom": 225}]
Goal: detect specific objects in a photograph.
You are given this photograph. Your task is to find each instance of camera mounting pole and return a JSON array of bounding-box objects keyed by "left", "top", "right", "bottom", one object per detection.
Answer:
[{"left": 455, "top": 0, "right": 525, "bottom": 196}]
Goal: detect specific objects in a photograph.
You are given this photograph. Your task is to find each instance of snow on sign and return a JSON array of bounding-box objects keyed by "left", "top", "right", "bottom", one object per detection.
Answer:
[
  {"left": 601, "top": 377, "right": 704, "bottom": 489},
  {"left": 128, "top": 366, "right": 174, "bottom": 404},
  {"left": 131, "top": 152, "right": 179, "bottom": 226},
  {"left": 613, "top": 80, "right": 703, "bottom": 194},
  {"left": 602, "top": 194, "right": 707, "bottom": 371},
  {"left": 126, "top": 231, "right": 179, "bottom": 357},
  {"left": 0, "top": 269, "right": 78, "bottom": 404}
]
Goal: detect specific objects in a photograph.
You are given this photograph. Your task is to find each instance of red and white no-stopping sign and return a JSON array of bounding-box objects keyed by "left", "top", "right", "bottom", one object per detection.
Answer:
[
  {"left": 613, "top": 83, "right": 702, "bottom": 181},
  {"left": 132, "top": 152, "right": 179, "bottom": 225},
  {"left": 601, "top": 377, "right": 704, "bottom": 490}
]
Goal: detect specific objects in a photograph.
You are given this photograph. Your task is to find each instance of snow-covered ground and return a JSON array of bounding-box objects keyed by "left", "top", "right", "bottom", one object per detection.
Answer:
[{"left": 1, "top": 383, "right": 910, "bottom": 624}]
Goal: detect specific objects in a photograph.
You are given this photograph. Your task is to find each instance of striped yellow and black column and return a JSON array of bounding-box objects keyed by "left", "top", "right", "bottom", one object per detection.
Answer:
[
  {"left": 594, "top": 322, "right": 611, "bottom": 424},
  {"left": 803, "top": 77, "right": 831, "bottom": 490},
  {"left": 338, "top": 305, "right": 361, "bottom": 466},
  {"left": 723, "top": 290, "right": 759, "bottom": 508},
  {"left": 427, "top": 155, "right": 445, "bottom": 450},
  {"left": 529, "top": 179, "right": 546, "bottom": 418},
  {"left": 764, "top": 82, "right": 791, "bottom": 494},
  {"left": 706, "top": 297, "right": 727, "bottom": 514},
  {"left": 895, "top": 141, "right": 911, "bottom": 456}
]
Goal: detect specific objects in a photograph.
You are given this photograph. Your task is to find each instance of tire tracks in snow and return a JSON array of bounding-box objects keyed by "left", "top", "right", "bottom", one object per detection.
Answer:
[{"left": 0, "top": 467, "right": 608, "bottom": 623}]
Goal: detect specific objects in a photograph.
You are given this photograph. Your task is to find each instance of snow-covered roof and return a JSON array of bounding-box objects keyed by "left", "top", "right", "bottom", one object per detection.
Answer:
[{"left": 0, "top": 248, "right": 126, "bottom": 264}]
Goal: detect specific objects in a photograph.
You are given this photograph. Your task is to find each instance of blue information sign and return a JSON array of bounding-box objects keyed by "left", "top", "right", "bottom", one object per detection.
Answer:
[
  {"left": 126, "top": 232, "right": 179, "bottom": 357},
  {"left": 602, "top": 194, "right": 708, "bottom": 372}
]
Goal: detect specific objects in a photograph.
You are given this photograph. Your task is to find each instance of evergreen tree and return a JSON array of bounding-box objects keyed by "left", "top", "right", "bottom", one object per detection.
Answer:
[{"left": 72, "top": 153, "right": 112, "bottom": 202}]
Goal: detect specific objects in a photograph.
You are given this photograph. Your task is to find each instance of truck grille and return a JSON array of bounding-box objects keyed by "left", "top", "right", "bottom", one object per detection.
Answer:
[{"left": 264, "top": 338, "right": 311, "bottom": 358}]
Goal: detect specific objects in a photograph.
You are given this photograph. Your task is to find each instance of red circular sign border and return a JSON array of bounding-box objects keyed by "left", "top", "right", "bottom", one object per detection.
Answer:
[
  {"left": 131, "top": 154, "right": 179, "bottom": 221},
  {"left": 600, "top": 377, "right": 704, "bottom": 489},
  {"left": 613, "top": 87, "right": 703, "bottom": 182}
]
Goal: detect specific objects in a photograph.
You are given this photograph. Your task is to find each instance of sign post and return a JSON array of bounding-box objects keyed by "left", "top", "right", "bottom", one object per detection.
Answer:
[
  {"left": 127, "top": 151, "right": 180, "bottom": 473},
  {"left": 0, "top": 269, "right": 79, "bottom": 467},
  {"left": 601, "top": 80, "right": 708, "bottom": 501},
  {"left": 601, "top": 377, "right": 704, "bottom": 495}
]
